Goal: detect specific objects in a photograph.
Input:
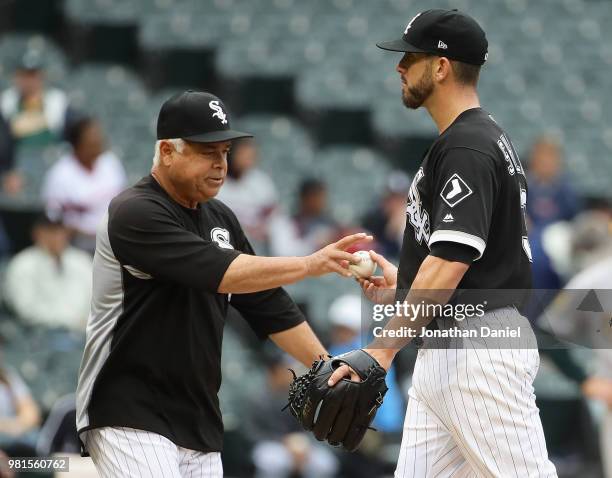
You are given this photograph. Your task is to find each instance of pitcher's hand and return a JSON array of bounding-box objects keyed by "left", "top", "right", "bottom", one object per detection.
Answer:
[{"left": 358, "top": 250, "right": 398, "bottom": 304}]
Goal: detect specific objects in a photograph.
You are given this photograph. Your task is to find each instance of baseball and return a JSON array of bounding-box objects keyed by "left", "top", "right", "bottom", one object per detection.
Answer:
[{"left": 348, "top": 250, "right": 376, "bottom": 278}]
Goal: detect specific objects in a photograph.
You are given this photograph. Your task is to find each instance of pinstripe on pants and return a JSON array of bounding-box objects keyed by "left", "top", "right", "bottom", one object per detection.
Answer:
[
  {"left": 85, "top": 427, "right": 223, "bottom": 478},
  {"left": 395, "top": 308, "right": 558, "bottom": 478}
]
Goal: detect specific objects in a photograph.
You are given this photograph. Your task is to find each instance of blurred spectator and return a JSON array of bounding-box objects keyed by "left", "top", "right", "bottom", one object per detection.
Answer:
[
  {"left": 0, "top": 49, "right": 69, "bottom": 148},
  {"left": 327, "top": 295, "right": 405, "bottom": 434},
  {"left": 3, "top": 213, "right": 92, "bottom": 331},
  {"left": 529, "top": 224, "right": 563, "bottom": 290},
  {"left": 526, "top": 136, "right": 581, "bottom": 228},
  {"left": 0, "top": 209, "right": 11, "bottom": 258},
  {"left": 537, "top": 208, "right": 612, "bottom": 476},
  {"left": 36, "top": 394, "right": 79, "bottom": 456},
  {"left": 269, "top": 178, "right": 340, "bottom": 256},
  {"left": 362, "top": 170, "right": 410, "bottom": 259},
  {"left": 0, "top": 450, "right": 15, "bottom": 478},
  {"left": 569, "top": 209, "right": 612, "bottom": 273},
  {"left": 0, "top": 339, "right": 41, "bottom": 457},
  {"left": 537, "top": 209, "right": 612, "bottom": 285},
  {"left": 0, "top": 115, "right": 15, "bottom": 177},
  {"left": 0, "top": 109, "right": 21, "bottom": 198},
  {"left": 41, "top": 116, "right": 126, "bottom": 252},
  {"left": 246, "top": 353, "right": 338, "bottom": 478},
  {"left": 216, "top": 139, "right": 278, "bottom": 248},
  {"left": 539, "top": 268, "right": 612, "bottom": 476}
]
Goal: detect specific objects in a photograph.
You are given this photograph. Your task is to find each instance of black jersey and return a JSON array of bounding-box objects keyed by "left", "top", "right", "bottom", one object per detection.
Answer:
[
  {"left": 76, "top": 175, "right": 304, "bottom": 454},
  {"left": 396, "top": 108, "right": 532, "bottom": 304}
]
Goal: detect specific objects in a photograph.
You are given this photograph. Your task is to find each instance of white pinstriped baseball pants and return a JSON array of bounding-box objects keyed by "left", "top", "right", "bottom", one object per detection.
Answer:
[
  {"left": 395, "top": 310, "right": 558, "bottom": 477},
  {"left": 84, "top": 427, "right": 223, "bottom": 478}
]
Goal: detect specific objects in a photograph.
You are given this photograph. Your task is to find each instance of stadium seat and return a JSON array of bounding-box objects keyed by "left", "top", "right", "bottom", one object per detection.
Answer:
[
  {"left": 64, "top": 0, "right": 142, "bottom": 24},
  {"left": 285, "top": 275, "right": 357, "bottom": 329},
  {"left": 235, "top": 114, "right": 315, "bottom": 204},
  {"left": 312, "top": 145, "right": 392, "bottom": 223}
]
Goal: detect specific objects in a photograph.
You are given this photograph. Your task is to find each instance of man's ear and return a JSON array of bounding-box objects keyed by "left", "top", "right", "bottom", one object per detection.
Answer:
[
  {"left": 159, "top": 140, "right": 174, "bottom": 166},
  {"left": 433, "top": 57, "right": 452, "bottom": 83}
]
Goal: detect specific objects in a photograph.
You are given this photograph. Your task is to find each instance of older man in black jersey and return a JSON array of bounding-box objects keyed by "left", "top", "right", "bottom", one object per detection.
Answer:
[{"left": 76, "top": 90, "right": 369, "bottom": 477}]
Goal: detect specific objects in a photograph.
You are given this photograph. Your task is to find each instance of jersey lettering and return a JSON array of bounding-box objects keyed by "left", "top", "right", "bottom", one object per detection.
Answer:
[
  {"left": 406, "top": 167, "right": 430, "bottom": 245},
  {"left": 499, "top": 133, "right": 524, "bottom": 176},
  {"left": 519, "top": 187, "right": 532, "bottom": 261}
]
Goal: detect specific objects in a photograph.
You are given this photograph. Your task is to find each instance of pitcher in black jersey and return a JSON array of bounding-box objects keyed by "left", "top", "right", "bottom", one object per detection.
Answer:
[{"left": 328, "top": 10, "right": 558, "bottom": 477}]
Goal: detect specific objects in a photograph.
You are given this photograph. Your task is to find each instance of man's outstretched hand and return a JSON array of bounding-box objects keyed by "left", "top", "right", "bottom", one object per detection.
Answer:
[
  {"left": 305, "top": 233, "right": 373, "bottom": 278},
  {"left": 357, "top": 250, "right": 398, "bottom": 304}
]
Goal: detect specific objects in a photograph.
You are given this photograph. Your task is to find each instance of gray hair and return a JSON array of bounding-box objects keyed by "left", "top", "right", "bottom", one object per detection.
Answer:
[{"left": 153, "top": 138, "right": 185, "bottom": 166}]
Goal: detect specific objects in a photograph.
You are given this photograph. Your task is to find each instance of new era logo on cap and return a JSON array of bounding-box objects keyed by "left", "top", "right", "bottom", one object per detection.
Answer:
[{"left": 438, "top": 40, "right": 448, "bottom": 49}]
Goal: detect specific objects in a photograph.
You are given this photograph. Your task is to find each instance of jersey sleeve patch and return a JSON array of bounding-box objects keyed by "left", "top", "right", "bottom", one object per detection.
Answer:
[{"left": 440, "top": 173, "right": 473, "bottom": 207}]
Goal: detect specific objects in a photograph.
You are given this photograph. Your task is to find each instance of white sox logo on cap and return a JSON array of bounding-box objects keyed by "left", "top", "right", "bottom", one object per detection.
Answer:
[
  {"left": 404, "top": 12, "right": 422, "bottom": 33},
  {"left": 209, "top": 101, "right": 228, "bottom": 125}
]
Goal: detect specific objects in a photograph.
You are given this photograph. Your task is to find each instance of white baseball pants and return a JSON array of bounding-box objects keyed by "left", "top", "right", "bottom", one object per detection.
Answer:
[
  {"left": 84, "top": 427, "right": 223, "bottom": 478},
  {"left": 395, "top": 308, "right": 558, "bottom": 477}
]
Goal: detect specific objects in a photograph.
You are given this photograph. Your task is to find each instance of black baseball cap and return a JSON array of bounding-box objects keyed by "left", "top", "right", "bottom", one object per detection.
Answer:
[
  {"left": 377, "top": 9, "right": 488, "bottom": 66},
  {"left": 34, "top": 210, "right": 64, "bottom": 228},
  {"left": 157, "top": 90, "right": 252, "bottom": 143}
]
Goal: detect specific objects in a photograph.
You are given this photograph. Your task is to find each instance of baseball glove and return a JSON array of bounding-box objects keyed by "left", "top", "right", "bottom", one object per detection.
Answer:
[{"left": 284, "top": 349, "right": 388, "bottom": 451}]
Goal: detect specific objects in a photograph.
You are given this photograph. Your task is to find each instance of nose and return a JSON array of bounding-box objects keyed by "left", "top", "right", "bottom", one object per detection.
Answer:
[{"left": 212, "top": 150, "right": 228, "bottom": 166}]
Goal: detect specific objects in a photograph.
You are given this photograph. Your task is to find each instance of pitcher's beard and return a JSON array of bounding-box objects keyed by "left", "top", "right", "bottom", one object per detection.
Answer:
[{"left": 401, "top": 69, "right": 434, "bottom": 109}]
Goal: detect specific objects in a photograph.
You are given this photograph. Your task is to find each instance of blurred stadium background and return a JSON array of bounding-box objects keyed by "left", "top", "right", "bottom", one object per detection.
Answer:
[{"left": 0, "top": 0, "right": 609, "bottom": 476}]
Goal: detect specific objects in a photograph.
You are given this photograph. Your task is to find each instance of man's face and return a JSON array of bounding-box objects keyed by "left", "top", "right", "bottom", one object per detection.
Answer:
[
  {"left": 529, "top": 141, "right": 561, "bottom": 182},
  {"left": 34, "top": 224, "right": 69, "bottom": 257},
  {"left": 302, "top": 188, "right": 327, "bottom": 216},
  {"left": 165, "top": 140, "right": 231, "bottom": 203},
  {"left": 396, "top": 53, "right": 435, "bottom": 109},
  {"left": 75, "top": 122, "right": 105, "bottom": 168},
  {"left": 14, "top": 69, "right": 44, "bottom": 98},
  {"left": 230, "top": 140, "right": 257, "bottom": 177}
]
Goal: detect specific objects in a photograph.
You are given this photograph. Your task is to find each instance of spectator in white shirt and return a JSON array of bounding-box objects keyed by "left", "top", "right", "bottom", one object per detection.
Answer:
[
  {"left": 4, "top": 213, "right": 92, "bottom": 331},
  {"left": 41, "top": 116, "right": 126, "bottom": 252},
  {"left": 216, "top": 138, "right": 278, "bottom": 252}
]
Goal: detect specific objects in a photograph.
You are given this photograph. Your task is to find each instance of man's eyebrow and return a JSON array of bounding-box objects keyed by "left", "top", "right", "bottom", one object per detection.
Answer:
[{"left": 195, "top": 144, "right": 231, "bottom": 153}]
